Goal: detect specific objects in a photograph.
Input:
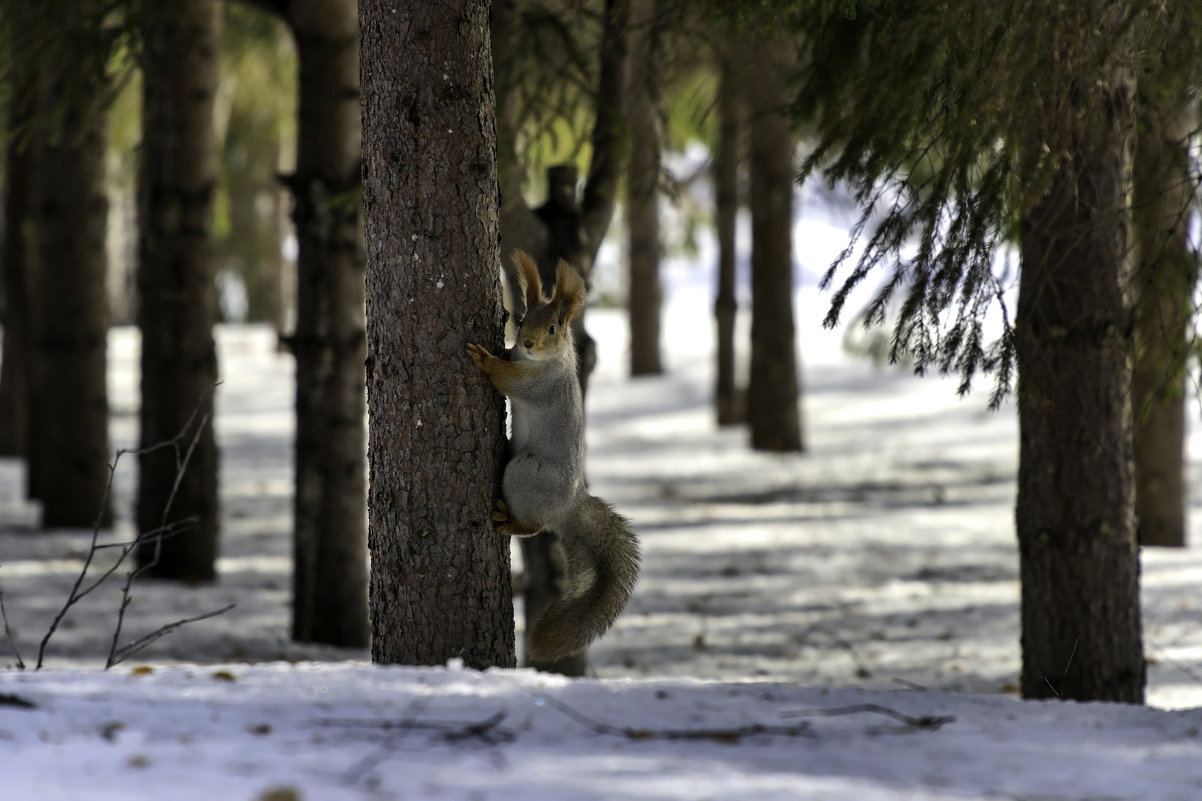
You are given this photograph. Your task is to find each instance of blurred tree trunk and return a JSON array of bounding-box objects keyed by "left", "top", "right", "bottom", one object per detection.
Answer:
[
  {"left": 491, "top": 0, "right": 632, "bottom": 675},
  {"left": 713, "top": 44, "right": 743, "bottom": 426},
  {"left": 361, "top": 0, "right": 515, "bottom": 668},
  {"left": 491, "top": 0, "right": 548, "bottom": 296},
  {"left": 625, "top": 0, "right": 663, "bottom": 377},
  {"left": 1131, "top": 35, "right": 1196, "bottom": 549},
  {"left": 745, "top": 28, "right": 803, "bottom": 453},
  {"left": 136, "top": 0, "right": 222, "bottom": 578},
  {"left": 0, "top": 105, "right": 36, "bottom": 462},
  {"left": 288, "top": 0, "right": 369, "bottom": 647},
  {"left": 29, "top": 14, "right": 113, "bottom": 528},
  {"left": 1015, "top": 6, "right": 1143, "bottom": 703},
  {"left": 224, "top": 116, "right": 285, "bottom": 327}
]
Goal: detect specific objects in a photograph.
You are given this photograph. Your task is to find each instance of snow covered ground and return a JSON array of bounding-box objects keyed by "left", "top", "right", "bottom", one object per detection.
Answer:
[{"left": 4, "top": 203, "right": 1202, "bottom": 797}]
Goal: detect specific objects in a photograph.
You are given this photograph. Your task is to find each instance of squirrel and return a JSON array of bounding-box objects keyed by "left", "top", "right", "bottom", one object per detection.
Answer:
[{"left": 467, "top": 250, "right": 640, "bottom": 662}]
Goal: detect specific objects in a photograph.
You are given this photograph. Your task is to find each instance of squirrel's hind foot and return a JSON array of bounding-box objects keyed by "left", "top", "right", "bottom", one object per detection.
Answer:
[{"left": 493, "top": 499, "right": 541, "bottom": 537}]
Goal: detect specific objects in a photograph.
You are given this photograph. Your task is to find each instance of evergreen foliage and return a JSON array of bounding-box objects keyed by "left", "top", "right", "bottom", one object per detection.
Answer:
[{"left": 791, "top": 0, "right": 1199, "bottom": 406}]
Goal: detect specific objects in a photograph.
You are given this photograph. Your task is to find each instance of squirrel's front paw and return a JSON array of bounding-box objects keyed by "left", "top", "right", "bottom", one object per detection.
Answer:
[{"left": 467, "top": 343, "right": 492, "bottom": 370}]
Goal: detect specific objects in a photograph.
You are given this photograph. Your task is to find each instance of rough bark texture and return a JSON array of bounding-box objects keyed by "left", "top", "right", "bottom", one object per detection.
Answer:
[
  {"left": 713, "top": 46, "right": 742, "bottom": 427},
  {"left": 625, "top": 0, "right": 663, "bottom": 377},
  {"left": 136, "top": 0, "right": 222, "bottom": 578},
  {"left": 361, "top": 0, "right": 515, "bottom": 669},
  {"left": 288, "top": 0, "right": 369, "bottom": 647},
  {"left": 1131, "top": 60, "right": 1195, "bottom": 549},
  {"left": 30, "top": 42, "right": 113, "bottom": 527},
  {"left": 745, "top": 30, "right": 803, "bottom": 453},
  {"left": 1015, "top": 8, "right": 1144, "bottom": 703}
]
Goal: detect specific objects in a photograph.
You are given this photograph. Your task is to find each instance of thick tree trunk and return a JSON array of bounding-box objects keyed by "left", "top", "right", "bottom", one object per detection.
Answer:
[
  {"left": 1015, "top": 16, "right": 1143, "bottom": 703},
  {"left": 361, "top": 0, "right": 515, "bottom": 669},
  {"left": 0, "top": 115, "right": 35, "bottom": 461},
  {"left": 625, "top": 1, "right": 663, "bottom": 377},
  {"left": 491, "top": 0, "right": 548, "bottom": 275},
  {"left": 224, "top": 118, "right": 286, "bottom": 327},
  {"left": 30, "top": 56, "right": 113, "bottom": 528},
  {"left": 136, "top": 0, "right": 222, "bottom": 578},
  {"left": 1131, "top": 72, "right": 1195, "bottom": 549},
  {"left": 288, "top": 0, "right": 369, "bottom": 647},
  {"left": 745, "top": 31, "right": 803, "bottom": 453},
  {"left": 713, "top": 48, "right": 743, "bottom": 426}
]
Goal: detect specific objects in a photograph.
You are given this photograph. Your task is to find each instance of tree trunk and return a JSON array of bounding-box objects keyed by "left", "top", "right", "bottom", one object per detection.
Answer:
[
  {"left": 361, "top": 0, "right": 515, "bottom": 669},
  {"left": 745, "top": 30, "right": 803, "bottom": 453},
  {"left": 1015, "top": 13, "right": 1143, "bottom": 703},
  {"left": 136, "top": 0, "right": 222, "bottom": 579},
  {"left": 30, "top": 47, "right": 113, "bottom": 528},
  {"left": 288, "top": 0, "right": 369, "bottom": 647},
  {"left": 625, "top": 0, "right": 663, "bottom": 377},
  {"left": 0, "top": 110, "right": 36, "bottom": 461},
  {"left": 223, "top": 112, "right": 286, "bottom": 327},
  {"left": 713, "top": 46, "right": 743, "bottom": 426},
  {"left": 491, "top": 0, "right": 548, "bottom": 274},
  {"left": 1131, "top": 51, "right": 1195, "bottom": 549}
]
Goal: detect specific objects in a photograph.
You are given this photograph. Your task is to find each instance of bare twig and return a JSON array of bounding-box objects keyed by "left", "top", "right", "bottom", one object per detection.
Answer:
[
  {"left": 536, "top": 693, "right": 814, "bottom": 743},
  {"left": 1041, "top": 637, "right": 1080, "bottom": 700},
  {"left": 106, "top": 603, "right": 236, "bottom": 668},
  {"left": 29, "top": 384, "right": 225, "bottom": 670},
  {"left": 323, "top": 709, "right": 516, "bottom": 780},
  {"left": 322, "top": 710, "right": 514, "bottom": 746},
  {"left": 105, "top": 384, "right": 219, "bottom": 669},
  {"left": 36, "top": 454, "right": 126, "bottom": 669},
  {"left": 779, "top": 703, "right": 955, "bottom": 731},
  {"left": 0, "top": 578, "right": 25, "bottom": 669}
]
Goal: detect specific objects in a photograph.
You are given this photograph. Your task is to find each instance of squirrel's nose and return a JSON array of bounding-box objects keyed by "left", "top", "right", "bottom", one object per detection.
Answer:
[{"left": 523, "top": 339, "right": 534, "bottom": 349}]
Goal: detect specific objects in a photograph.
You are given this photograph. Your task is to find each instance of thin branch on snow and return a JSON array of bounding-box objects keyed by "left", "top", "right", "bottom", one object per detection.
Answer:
[
  {"left": 106, "top": 603, "right": 236, "bottom": 668},
  {"left": 104, "top": 383, "right": 222, "bottom": 670},
  {"left": 535, "top": 693, "right": 815, "bottom": 743},
  {"left": 322, "top": 710, "right": 516, "bottom": 780},
  {"left": 779, "top": 703, "right": 955, "bottom": 731},
  {"left": 0, "top": 578, "right": 25, "bottom": 669},
  {"left": 321, "top": 710, "right": 515, "bottom": 746},
  {"left": 26, "top": 384, "right": 231, "bottom": 670}
]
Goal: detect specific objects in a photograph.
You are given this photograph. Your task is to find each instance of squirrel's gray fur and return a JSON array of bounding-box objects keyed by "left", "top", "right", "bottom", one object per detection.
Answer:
[{"left": 468, "top": 251, "right": 640, "bottom": 661}]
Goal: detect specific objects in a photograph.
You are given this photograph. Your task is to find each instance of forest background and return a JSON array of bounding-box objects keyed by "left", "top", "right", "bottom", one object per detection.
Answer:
[{"left": 0, "top": 0, "right": 1200, "bottom": 714}]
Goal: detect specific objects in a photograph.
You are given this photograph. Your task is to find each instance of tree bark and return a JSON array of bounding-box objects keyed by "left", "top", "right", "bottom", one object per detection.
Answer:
[
  {"left": 136, "top": 0, "right": 222, "bottom": 578},
  {"left": 713, "top": 45, "right": 743, "bottom": 426},
  {"left": 0, "top": 107, "right": 36, "bottom": 461},
  {"left": 625, "top": 0, "right": 663, "bottom": 377},
  {"left": 1131, "top": 33, "right": 1195, "bottom": 549},
  {"left": 288, "top": 0, "right": 369, "bottom": 647},
  {"left": 1015, "top": 8, "right": 1144, "bottom": 703},
  {"left": 361, "top": 0, "right": 515, "bottom": 669},
  {"left": 745, "top": 29, "right": 803, "bottom": 453},
  {"left": 29, "top": 25, "right": 113, "bottom": 528}
]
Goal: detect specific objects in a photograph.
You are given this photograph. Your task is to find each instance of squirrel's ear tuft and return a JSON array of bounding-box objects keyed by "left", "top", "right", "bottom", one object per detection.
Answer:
[
  {"left": 552, "top": 260, "right": 587, "bottom": 325},
  {"left": 512, "top": 250, "right": 543, "bottom": 310}
]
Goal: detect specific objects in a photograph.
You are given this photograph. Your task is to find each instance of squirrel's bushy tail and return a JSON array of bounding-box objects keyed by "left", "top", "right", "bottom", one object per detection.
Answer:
[{"left": 526, "top": 495, "right": 640, "bottom": 663}]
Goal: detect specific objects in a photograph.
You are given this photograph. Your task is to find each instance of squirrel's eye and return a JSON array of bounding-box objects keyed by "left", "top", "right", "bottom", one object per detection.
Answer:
[{"left": 548, "top": 324, "right": 557, "bottom": 335}]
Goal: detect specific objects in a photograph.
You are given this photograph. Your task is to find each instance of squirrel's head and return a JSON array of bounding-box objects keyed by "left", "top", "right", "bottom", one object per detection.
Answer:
[{"left": 511, "top": 250, "right": 585, "bottom": 362}]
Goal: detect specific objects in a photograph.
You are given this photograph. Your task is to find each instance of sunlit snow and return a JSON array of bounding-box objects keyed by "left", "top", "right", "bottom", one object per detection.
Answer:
[{"left": 3, "top": 181, "right": 1202, "bottom": 798}]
